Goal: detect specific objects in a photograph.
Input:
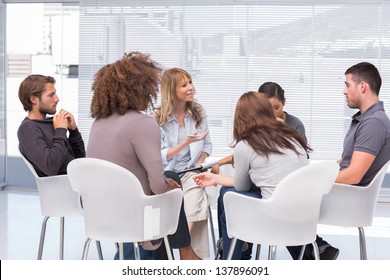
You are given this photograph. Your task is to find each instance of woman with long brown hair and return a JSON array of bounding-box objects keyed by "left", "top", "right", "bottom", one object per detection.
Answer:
[{"left": 194, "top": 91, "right": 311, "bottom": 260}]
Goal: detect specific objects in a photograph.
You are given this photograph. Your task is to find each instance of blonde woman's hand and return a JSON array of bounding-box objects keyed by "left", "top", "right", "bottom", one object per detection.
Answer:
[{"left": 186, "top": 130, "right": 209, "bottom": 144}]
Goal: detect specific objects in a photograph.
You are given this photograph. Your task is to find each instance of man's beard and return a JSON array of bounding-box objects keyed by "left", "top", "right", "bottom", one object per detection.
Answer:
[{"left": 39, "top": 101, "right": 56, "bottom": 115}]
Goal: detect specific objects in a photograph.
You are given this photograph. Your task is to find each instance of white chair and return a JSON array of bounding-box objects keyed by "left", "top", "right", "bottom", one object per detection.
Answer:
[
  {"left": 319, "top": 160, "right": 390, "bottom": 260},
  {"left": 224, "top": 162, "right": 339, "bottom": 260},
  {"left": 205, "top": 185, "right": 220, "bottom": 259},
  {"left": 67, "top": 157, "right": 183, "bottom": 260},
  {"left": 205, "top": 163, "right": 235, "bottom": 259},
  {"left": 20, "top": 155, "right": 103, "bottom": 260}
]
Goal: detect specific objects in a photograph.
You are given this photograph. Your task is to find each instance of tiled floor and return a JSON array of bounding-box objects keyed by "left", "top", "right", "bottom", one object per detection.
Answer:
[{"left": 1, "top": 186, "right": 390, "bottom": 260}]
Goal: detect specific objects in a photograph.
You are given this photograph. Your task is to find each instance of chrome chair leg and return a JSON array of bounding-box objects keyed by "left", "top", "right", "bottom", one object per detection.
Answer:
[
  {"left": 255, "top": 244, "right": 261, "bottom": 260},
  {"left": 82, "top": 237, "right": 92, "bottom": 260},
  {"left": 268, "top": 245, "right": 277, "bottom": 260},
  {"left": 59, "top": 217, "right": 65, "bottom": 260},
  {"left": 96, "top": 241, "right": 103, "bottom": 260},
  {"left": 312, "top": 242, "right": 320, "bottom": 260},
  {"left": 358, "top": 227, "right": 367, "bottom": 260},
  {"left": 37, "top": 216, "right": 50, "bottom": 260},
  {"left": 119, "top": 242, "right": 124, "bottom": 260},
  {"left": 164, "top": 236, "right": 174, "bottom": 260},
  {"left": 134, "top": 242, "right": 141, "bottom": 260},
  {"left": 208, "top": 206, "right": 218, "bottom": 259},
  {"left": 226, "top": 237, "right": 237, "bottom": 260},
  {"left": 298, "top": 245, "right": 306, "bottom": 260}
]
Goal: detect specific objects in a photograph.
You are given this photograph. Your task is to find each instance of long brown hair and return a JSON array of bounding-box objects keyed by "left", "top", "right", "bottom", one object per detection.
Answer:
[{"left": 233, "top": 91, "right": 311, "bottom": 157}]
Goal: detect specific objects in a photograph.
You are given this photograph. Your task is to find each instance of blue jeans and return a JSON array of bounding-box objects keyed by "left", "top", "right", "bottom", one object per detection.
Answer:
[
  {"left": 114, "top": 243, "right": 153, "bottom": 260},
  {"left": 286, "top": 235, "right": 331, "bottom": 260},
  {"left": 218, "top": 186, "right": 262, "bottom": 260}
]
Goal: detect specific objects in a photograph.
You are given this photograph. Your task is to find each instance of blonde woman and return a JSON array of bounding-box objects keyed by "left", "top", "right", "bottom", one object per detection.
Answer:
[{"left": 155, "top": 68, "right": 212, "bottom": 258}]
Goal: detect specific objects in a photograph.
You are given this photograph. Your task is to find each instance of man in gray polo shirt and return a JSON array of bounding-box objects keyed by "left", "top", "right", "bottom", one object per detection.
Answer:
[
  {"left": 293, "top": 62, "right": 390, "bottom": 260},
  {"left": 336, "top": 62, "right": 390, "bottom": 186}
]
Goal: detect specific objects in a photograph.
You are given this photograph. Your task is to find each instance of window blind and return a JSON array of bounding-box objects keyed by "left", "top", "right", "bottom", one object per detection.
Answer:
[{"left": 79, "top": 0, "right": 390, "bottom": 160}]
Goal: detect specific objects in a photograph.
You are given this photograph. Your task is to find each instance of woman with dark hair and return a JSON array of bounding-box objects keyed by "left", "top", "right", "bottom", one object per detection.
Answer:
[
  {"left": 211, "top": 81, "right": 306, "bottom": 174},
  {"left": 87, "top": 52, "right": 200, "bottom": 260},
  {"left": 193, "top": 91, "right": 311, "bottom": 260},
  {"left": 258, "top": 81, "right": 306, "bottom": 139}
]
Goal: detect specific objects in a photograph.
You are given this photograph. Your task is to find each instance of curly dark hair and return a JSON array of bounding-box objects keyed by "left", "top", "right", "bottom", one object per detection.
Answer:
[{"left": 90, "top": 51, "right": 162, "bottom": 118}]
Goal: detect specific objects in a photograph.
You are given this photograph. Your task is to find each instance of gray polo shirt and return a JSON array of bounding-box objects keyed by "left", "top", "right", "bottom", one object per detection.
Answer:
[
  {"left": 285, "top": 112, "right": 306, "bottom": 140},
  {"left": 340, "top": 101, "right": 390, "bottom": 186}
]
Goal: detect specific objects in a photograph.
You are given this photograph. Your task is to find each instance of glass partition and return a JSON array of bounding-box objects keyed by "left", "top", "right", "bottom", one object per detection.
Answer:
[
  {"left": 6, "top": 2, "right": 79, "bottom": 186},
  {"left": 0, "top": 2, "right": 6, "bottom": 187}
]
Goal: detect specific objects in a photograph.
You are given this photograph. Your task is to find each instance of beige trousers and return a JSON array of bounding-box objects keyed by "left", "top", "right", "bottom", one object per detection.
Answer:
[{"left": 181, "top": 172, "right": 210, "bottom": 258}]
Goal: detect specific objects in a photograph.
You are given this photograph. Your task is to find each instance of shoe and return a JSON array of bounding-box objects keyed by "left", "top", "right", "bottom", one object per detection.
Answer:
[
  {"left": 215, "top": 238, "right": 223, "bottom": 260},
  {"left": 320, "top": 246, "right": 339, "bottom": 260},
  {"left": 214, "top": 238, "right": 249, "bottom": 260}
]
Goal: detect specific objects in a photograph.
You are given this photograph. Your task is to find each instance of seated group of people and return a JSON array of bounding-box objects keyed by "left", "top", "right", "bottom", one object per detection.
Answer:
[{"left": 17, "top": 52, "right": 390, "bottom": 260}]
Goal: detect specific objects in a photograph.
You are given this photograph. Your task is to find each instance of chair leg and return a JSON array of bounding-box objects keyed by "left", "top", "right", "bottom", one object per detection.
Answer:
[
  {"left": 164, "top": 236, "right": 174, "bottom": 260},
  {"left": 59, "top": 217, "right": 65, "bottom": 260},
  {"left": 37, "top": 216, "right": 50, "bottom": 260},
  {"left": 119, "top": 243, "right": 124, "bottom": 260},
  {"left": 82, "top": 237, "right": 92, "bottom": 260},
  {"left": 134, "top": 242, "right": 141, "bottom": 260},
  {"left": 312, "top": 242, "right": 320, "bottom": 260},
  {"left": 358, "top": 227, "right": 367, "bottom": 260},
  {"left": 268, "top": 246, "right": 277, "bottom": 260},
  {"left": 255, "top": 244, "right": 261, "bottom": 260},
  {"left": 226, "top": 237, "right": 237, "bottom": 260},
  {"left": 208, "top": 206, "right": 218, "bottom": 258},
  {"left": 298, "top": 245, "right": 306, "bottom": 260},
  {"left": 96, "top": 241, "right": 103, "bottom": 260}
]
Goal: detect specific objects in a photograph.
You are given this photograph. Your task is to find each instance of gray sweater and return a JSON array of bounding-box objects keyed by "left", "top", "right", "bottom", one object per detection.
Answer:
[
  {"left": 18, "top": 117, "right": 85, "bottom": 177},
  {"left": 87, "top": 110, "right": 167, "bottom": 196},
  {"left": 233, "top": 140, "right": 308, "bottom": 199}
]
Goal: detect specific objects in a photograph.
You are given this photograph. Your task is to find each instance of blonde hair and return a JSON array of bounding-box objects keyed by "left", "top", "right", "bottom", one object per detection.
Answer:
[{"left": 155, "top": 68, "right": 203, "bottom": 128}]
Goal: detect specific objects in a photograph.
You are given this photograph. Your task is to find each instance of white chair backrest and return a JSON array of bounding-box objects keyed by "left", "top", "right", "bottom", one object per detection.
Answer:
[
  {"left": 269, "top": 161, "right": 340, "bottom": 222},
  {"left": 21, "top": 155, "right": 82, "bottom": 217},
  {"left": 67, "top": 157, "right": 183, "bottom": 243},
  {"left": 224, "top": 161, "right": 339, "bottom": 245},
  {"left": 319, "top": 160, "right": 390, "bottom": 227}
]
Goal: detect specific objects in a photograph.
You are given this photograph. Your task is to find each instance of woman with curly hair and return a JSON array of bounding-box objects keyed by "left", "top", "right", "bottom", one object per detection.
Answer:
[
  {"left": 87, "top": 52, "right": 200, "bottom": 260},
  {"left": 154, "top": 68, "right": 212, "bottom": 259}
]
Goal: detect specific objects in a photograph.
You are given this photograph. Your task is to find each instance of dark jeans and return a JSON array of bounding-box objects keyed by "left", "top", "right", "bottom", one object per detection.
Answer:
[
  {"left": 286, "top": 236, "right": 331, "bottom": 260},
  {"left": 114, "top": 170, "right": 191, "bottom": 260},
  {"left": 218, "top": 186, "right": 262, "bottom": 260},
  {"left": 217, "top": 186, "right": 330, "bottom": 260}
]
